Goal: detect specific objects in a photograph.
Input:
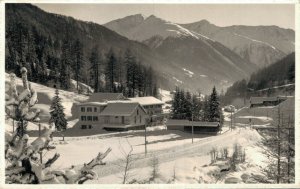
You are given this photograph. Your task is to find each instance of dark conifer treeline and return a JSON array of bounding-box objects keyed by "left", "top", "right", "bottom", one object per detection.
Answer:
[
  {"left": 171, "top": 86, "right": 223, "bottom": 124},
  {"left": 5, "top": 19, "right": 158, "bottom": 97}
]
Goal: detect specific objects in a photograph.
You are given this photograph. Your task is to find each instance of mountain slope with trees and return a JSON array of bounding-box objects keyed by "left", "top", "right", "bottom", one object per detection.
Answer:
[
  {"left": 5, "top": 4, "right": 166, "bottom": 95},
  {"left": 223, "top": 52, "right": 295, "bottom": 104}
]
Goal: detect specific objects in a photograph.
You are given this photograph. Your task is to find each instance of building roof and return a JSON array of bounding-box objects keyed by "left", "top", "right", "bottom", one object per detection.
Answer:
[
  {"left": 166, "top": 119, "right": 220, "bottom": 127},
  {"left": 129, "top": 96, "right": 164, "bottom": 106},
  {"left": 77, "top": 102, "right": 107, "bottom": 106},
  {"left": 99, "top": 102, "right": 146, "bottom": 116},
  {"left": 250, "top": 97, "right": 279, "bottom": 104},
  {"left": 88, "top": 93, "right": 124, "bottom": 102}
]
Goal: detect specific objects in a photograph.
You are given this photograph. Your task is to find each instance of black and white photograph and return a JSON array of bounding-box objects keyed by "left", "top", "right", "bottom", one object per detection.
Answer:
[{"left": 2, "top": 1, "right": 299, "bottom": 187}]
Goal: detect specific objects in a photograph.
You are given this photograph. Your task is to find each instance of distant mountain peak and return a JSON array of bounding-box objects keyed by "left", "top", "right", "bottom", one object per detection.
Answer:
[{"left": 144, "top": 14, "right": 167, "bottom": 23}]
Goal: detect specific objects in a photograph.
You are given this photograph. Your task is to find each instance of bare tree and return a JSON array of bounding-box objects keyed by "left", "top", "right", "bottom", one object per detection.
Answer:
[
  {"left": 114, "top": 139, "right": 135, "bottom": 184},
  {"left": 221, "top": 147, "right": 228, "bottom": 159},
  {"left": 258, "top": 106, "right": 295, "bottom": 183},
  {"left": 172, "top": 164, "right": 176, "bottom": 182},
  {"left": 149, "top": 155, "right": 160, "bottom": 182},
  {"left": 209, "top": 147, "right": 218, "bottom": 163}
]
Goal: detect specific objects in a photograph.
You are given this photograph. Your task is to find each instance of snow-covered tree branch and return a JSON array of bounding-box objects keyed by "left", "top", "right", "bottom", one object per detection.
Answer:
[{"left": 5, "top": 67, "right": 111, "bottom": 184}]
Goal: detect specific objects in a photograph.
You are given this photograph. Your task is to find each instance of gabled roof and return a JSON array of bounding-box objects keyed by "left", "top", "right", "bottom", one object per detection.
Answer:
[
  {"left": 88, "top": 93, "right": 124, "bottom": 102},
  {"left": 99, "top": 102, "right": 146, "bottom": 116},
  {"left": 129, "top": 96, "right": 164, "bottom": 106},
  {"left": 166, "top": 119, "right": 220, "bottom": 127}
]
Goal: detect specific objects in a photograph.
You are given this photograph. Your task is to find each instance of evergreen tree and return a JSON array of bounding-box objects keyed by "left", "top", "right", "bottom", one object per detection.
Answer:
[
  {"left": 136, "top": 62, "right": 145, "bottom": 96},
  {"left": 202, "top": 96, "right": 210, "bottom": 121},
  {"left": 178, "top": 89, "right": 186, "bottom": 119},
  {"left": 5, "top": 68, "right": 111, "bottom": 184},
  {"left": 171, "top": 87, "right": 180, "bottom": 119},
  {"left": 60, "top": 35, "right": 72, "bottom": 89},
  {"left": 191, "top": 94, "right": 201, "bottom": 121},
  {"left": 288, "top": 63, "right": 295, "bottom": 83},
  {"left": 184, "top": 91, "right": 193, "bottom": 120},
  {"left": 89, "top": 45, "right": 101, "bottom": 92},
  {"left": 5, "top": 67, "right": 39, "bottom": 140},
  {"left": 73, "top": 39, "right": 84, "bottom": 92},
  {"left": 105, "top": 48, "right": 117, "bottom": 92},
  {"left": 124, "top": 49, "right": 136, "bottom": 97},
  {"left": 49, "top": 89, "right": 68, "bottom": 131},
  {"left": 208, "top": 86, "right": 223, "bottom": 124}
]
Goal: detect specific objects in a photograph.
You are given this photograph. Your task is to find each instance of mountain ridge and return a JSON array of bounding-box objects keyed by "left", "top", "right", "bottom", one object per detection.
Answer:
[{"left": 105, "top": 14, "right": 294, "bottom": 68}]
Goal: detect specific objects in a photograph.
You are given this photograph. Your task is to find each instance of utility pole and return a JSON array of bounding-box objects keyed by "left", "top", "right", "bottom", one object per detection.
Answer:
[
  {"left": 276, "top": 108, "right": 281, "bottom": 184},
  {"left": 144, "top": 118, "right": 148, "bottom": 155},
  {"left": 230, "top": 111, "right": 233, "bottom": 131},
  {"left": 39, "top": 122, "right": 42, "bottom": 163},
  {"left": 192, "top": 112, "right": 194, "bottom": 144},
  {"left": 287, "top": 114, "right": 291, "bottom": 183}
]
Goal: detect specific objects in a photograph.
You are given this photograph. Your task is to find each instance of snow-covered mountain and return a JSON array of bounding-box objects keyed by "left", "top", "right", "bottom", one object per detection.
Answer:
[
  {"left": 181, "top": 20, "right": 294, "bottom": 67},
  {"left": 105, "top": 14, "right": 208, "bottom": 41},
  {"left": 105, "top": 14, "right": 258, "bottom": 93},
  {"left": 105, "top": 15, "right": 294, "bottom": 68}
]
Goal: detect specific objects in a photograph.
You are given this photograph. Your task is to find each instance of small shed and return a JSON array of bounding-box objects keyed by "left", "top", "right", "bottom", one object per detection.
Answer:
[{"left": 166, "top": 119, "right": 220, "bottom": 134}]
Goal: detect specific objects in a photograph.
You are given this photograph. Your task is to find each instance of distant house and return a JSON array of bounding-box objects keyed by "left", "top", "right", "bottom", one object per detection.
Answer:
[
  {"left": 77, "top": 102, "right": 107, "bottom": 129},
  {"left": 166, "top": 119, "right": 220, "bottom": 134},
  {"left": 88, "top": 92, "right": 125, "bottom": 102},
  {"left": 99, "top": 102, "right": 147, "bottom": 130},
  {"left": 129, "top": 96, "right": 165, "bottom": 124},
  {"left": 250, "top": 96, "right": 287, "bottom": 108}
]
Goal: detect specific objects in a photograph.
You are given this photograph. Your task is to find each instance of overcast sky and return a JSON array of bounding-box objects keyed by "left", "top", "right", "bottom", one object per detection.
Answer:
[{"left": 35, "top": 4, "right": 295, "bottom": 30}]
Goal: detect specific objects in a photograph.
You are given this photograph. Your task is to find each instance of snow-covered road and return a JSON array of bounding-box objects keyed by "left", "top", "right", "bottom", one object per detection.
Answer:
[{"left": 90, "top": 128, "right": 250, "bottom": 180}]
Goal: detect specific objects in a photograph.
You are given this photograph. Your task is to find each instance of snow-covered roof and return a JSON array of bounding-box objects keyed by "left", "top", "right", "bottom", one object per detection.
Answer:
[
  {"left": 88, "top": 93, "right": 124, "bottom": 102},
  {"left": 99, "top": 102, "right": 146, "bottom": 116},
  {"left": 166, "top": 119, "right": 219, "bottom": 127},
  {"left": 76, "top": 102, "right": 107, "bottom": 106},
  {"left": 129, "top": 96, "right": 164, "bottom": 106}
]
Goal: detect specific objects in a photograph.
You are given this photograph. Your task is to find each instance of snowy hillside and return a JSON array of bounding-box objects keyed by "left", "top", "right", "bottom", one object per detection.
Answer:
[{"left": 5, "top": 73, "right": 89, "bottom": 124}]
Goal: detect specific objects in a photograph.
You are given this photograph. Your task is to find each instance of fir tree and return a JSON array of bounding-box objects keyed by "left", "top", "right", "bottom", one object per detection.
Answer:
[
  {"left": 60, "top": 35, "right": 72, "bottom": 90},
  {"left": 5, "top": 67, "right": 111, "bottom": 184},
  {"left": 171, "top": 87, "right": 180, "bottom": 119},
  {"left": 184, "top": 91, "right": 192, "bottom": 120},
  {"left": 73, "top": 39, "right": 84, "bottom": 92},
  {"left": 191, "top": 94, "right": 201, "bottom": 121},
  {"left": 49, "top": 89, "right": 68, "bottom": 131},
  {"left": 124, "top": 49, "right": 136, "bottom": 97},
  {"left": 105, "top": 48, "right": 117, "bottom": 92},
  {"left": 89, "top": 46, "right": 101, "bottom": 92},
  {"left": 208, "top": 86, "right": 223, "bottom": 124}
]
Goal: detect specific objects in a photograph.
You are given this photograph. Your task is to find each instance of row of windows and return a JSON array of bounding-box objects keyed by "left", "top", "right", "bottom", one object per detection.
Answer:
[
  {"left": 81, "top": 116, "right": 98, "bottom": 121},
  {"left": 144, "top": 105, "right": 162, "bottom": 109},
  {"left": 81, "top": 107, "right": 98, "bottom": 112},
  {"left": 81, "top": 125, "right": 92, "bottom": 129}
]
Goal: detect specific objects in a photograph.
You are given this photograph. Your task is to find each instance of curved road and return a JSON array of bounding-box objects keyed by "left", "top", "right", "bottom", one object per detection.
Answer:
[{"left": 93, "top": 129, "right": 242, "bottom": 179}]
